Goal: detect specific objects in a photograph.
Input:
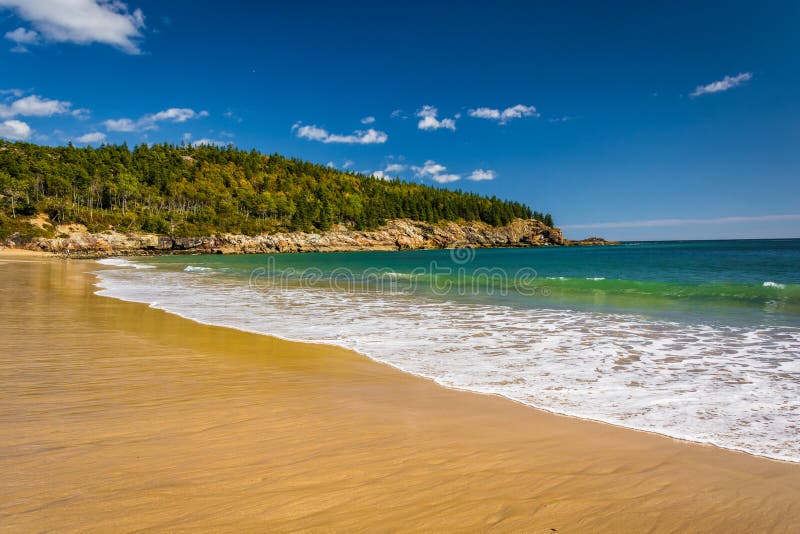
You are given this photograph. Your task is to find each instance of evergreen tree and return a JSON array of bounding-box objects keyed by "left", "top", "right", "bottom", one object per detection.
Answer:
[{"left": 0, "top": 140, "right": 550, "bottom": 238}]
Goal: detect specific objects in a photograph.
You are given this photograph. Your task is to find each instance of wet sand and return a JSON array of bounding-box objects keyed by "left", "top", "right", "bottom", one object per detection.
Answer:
[{"left": 1, "top": 253, "right": 799, "bottom": 532}]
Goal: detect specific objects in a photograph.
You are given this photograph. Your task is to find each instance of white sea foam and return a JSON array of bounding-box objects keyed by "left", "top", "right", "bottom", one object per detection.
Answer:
[
  {"left": 586, "top": 277, "right": 606, "bottom": 281},
  {"left": 184, "top": 265, "right": 213, "bottom": 272},
  {"left": 96, "top": 258, "right": 155, "bottom": 269},
  {"left": 94, "top": 260, "right": 800, "bottom": 462},
  {"left": 763, "top": 281, "right": 786, "bottom": 289}
]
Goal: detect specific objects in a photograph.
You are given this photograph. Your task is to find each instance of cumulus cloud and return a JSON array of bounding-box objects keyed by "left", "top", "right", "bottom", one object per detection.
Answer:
[
  {"left": 4, "top": 26, "right": 38, "bottom": 51},
  {"left": 416, "top": 105, "right": 456, "bottom": 131},
  {"left": 412, "top": 159, "right": 461, "bottom": 183},
  {"left": 292, "top": 123, "right": 388, "bottom": 144},
  {"left": 150, "top": 108, "right": 205, "bottom": 122},
  {"left": 468, "top": 104, "right": 539, "bottom": 124},
  {"left": 75, "top": 131, "right": 105, "bottom": 143},
  {"left": 690, "top": 72, "right": 752, "bottom": 98},
  {"left": 0, "top": 119, "right": 32, "bottom": 140},
  {"left": 72, "top": 108, "right": 91, "bottom": 120},
  {"left": 360, "top": 116, "right": 375, "bottom": 124},
  {"left": 384, "top": 163, "right": 406, "bottom": 173},
  {"left": 4, "top": 26, "right": 38, "bottom": 44},
  {"left": 468, "top": 169, "right": 496, "bottom": 181},
  {"left": 103, "top": 108, "right": 208, "bottom": 132},
  {"left": 0, "top": 94, "right": 72, "bottom": 118},
  {"left": 370, "top": 163, "right": 407, "bottom": 180},
  {"left": 430, "top": 173, "right": 461, "bottom": 183},
  {"left": 0, "top": 0, "right": 146, "bottom": 54},
  {"left": 103, "top": 118, "right": 137, "bottom": 132}
]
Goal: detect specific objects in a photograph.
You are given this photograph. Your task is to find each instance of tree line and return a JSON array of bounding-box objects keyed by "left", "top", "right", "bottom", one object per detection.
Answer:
[{"left": 0, "top": 140, "right": 553, "bottom": 238}]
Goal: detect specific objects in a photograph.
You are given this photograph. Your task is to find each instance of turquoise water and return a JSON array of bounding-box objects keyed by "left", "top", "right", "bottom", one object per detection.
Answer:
[
  {"left": 145, "top": 239, "right": 800, "bottom": 325},
  {"left": 95, "top": 239, "right": 800, "bottom": 461}
]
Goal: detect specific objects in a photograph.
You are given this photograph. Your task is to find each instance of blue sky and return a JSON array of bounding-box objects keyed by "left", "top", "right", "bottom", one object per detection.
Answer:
[{"left": 1, "top": 1, "right": 798, "bottom": 240}]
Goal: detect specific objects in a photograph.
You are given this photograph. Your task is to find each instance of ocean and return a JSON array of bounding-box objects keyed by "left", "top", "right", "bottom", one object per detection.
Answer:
[{"left": 94, "top": 239, "right": 800, "bottom": 462}]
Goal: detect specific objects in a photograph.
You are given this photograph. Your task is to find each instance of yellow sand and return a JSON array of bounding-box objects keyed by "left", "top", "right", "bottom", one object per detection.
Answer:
[{"left": 1, "top": 253, "right": 799, "bottom": 532}]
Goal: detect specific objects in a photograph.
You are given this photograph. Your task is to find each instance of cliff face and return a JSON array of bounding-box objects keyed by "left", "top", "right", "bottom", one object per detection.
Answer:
[{"left": 6, "top": 218, "right": 611, "bottom": 256}]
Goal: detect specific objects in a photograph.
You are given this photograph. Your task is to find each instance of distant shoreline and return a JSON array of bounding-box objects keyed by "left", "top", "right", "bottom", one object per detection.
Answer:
[{"left": 4, "top": 216, "right": 615, "bottom": 258}]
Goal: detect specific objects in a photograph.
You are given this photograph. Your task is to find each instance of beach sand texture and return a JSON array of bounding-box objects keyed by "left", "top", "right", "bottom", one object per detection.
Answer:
[{"left": 2, "top": 253, "right": 799, "bottom": 532}]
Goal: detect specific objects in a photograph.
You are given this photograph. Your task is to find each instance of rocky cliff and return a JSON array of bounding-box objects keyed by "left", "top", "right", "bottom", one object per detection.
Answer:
[{"left": 4, "top": 217, "right": 613, "bottom": 257}]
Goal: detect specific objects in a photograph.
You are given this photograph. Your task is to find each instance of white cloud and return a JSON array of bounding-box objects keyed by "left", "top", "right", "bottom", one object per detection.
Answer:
[
  {"left": 391, "top": 109, "right": 408, "bottom": 119},
  {"left": 327, "top": 129, "right": 387, "bottom": 144},
  {"left": 468, "top": 104, "right": 539, "bottom": 124},
  {"left": 343, "top": 159, "right": 354, "bottom": 169},
  {"left": 71, "top": 108, "right": 91, "bottom": 120},
  {"left": 0, "top": 119, "right": 32, "bottom": 140},
  {"left": 103, "top": 118, "right": 137, "bottom": 132},
  {"left": 326, "top": 161, "right": 335, "bottom": 168},
  {"left": 293, "top": 124, "right": 327, "bottom": 141},
  {"left": 370, "top": 163, "right": 407, "bottom": 180},
  {"left": 412, "top": 160, "right": 446, "bottom": 177},
  {"left": 0, "top": 0, "right": 146, "bottom": 54},
  {"left": 384, "top": 163, "right": 406, "bottom": 173},
  {"left": 150, "top": 108, "right": 206, "bottom": 122},
  {"left": 75, "top": 131, "right": 105, "bottom": 143},
  {"left": 468, "top": 169, "right": 496, "bottom": 181},
  {"left": 360, "top": 116, "right": 375, "bottom": 124},
  {"left": 104, "top": 108, "right": 208, "bottom": 132},
  {"left": 0, "top": 94, "right": 72, "bottom": 118},
  {"left": 4, "top": 26, "right": 38, "bottom": 52},
  {"left": 690, "top": 72, "right": 752, "bottom": 98},
  {"left": 292, "top": 123, "right": 388, "bottom": 144},
  {"left": 562, "top": 213, "right": 800, "bottom": 230},
  {"left": 416, "top": 105, "right": 456, "bottom": 131},
  {"left": 430, "top": 173, "right": 461, "bottom": 183},
  {"left": 4, "top": 26, "right": 38, "bottom": 44},
  {"left": 411, "top": 159, "right": 461, "bottom": 183}
]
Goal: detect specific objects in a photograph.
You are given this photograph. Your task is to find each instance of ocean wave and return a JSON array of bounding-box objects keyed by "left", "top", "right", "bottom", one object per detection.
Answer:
[
  {"left": 92, "top": 265, "right": 800, "bottom": 463},
  {"left": 96, "top": 258, "right": 155, "bottom": 269},
  {"left": 763, "top": 281, "right": 786, "bottom": 289},
  {"left": 539, "top": 277, "right": 800, "bottom": 308},
  {"left": 184, "top": 265, "right": 213, "bottom": 272}
]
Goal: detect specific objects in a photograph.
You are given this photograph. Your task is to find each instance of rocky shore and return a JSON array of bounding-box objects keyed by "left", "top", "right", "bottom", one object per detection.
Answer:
[{"left": 4, "top": 217, "right": 613, "bottom": 257}]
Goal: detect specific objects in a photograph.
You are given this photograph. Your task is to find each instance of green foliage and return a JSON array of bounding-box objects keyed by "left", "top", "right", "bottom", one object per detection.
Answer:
[{"left": 0, "top": 140, "right": 550, "bottom": 237}]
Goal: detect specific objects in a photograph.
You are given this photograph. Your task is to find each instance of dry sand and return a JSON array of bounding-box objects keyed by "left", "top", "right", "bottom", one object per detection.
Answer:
[{"left": 1, "top": 253, "right": 799, "bottom": 532}]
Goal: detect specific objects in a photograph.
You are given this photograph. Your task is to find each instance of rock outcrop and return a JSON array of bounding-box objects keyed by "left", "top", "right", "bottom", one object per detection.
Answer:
[{"left": 4, "top": 218, "right": 613, "bottom": 257}]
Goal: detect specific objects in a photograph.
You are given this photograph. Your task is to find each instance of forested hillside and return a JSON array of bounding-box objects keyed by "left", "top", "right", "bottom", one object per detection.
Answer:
[{"left": 0, "top": 141, "right": 552, "bottom": 238}]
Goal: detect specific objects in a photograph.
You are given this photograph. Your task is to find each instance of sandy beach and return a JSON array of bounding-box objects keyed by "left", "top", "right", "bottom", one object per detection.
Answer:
[{"left": 2, "top": 251, "right": 799, "bottom": 532}]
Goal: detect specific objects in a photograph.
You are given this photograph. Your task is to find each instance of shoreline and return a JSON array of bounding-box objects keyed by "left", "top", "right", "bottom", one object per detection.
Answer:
[
  {"left": 93, "top": 260, "right": 798, "bottom": 466},
  {"left": 2, "top": 216, "right": 614, "bottom": 258},
  {"left": 2, "top": 251, "right": 800, "bottom": 530}
]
